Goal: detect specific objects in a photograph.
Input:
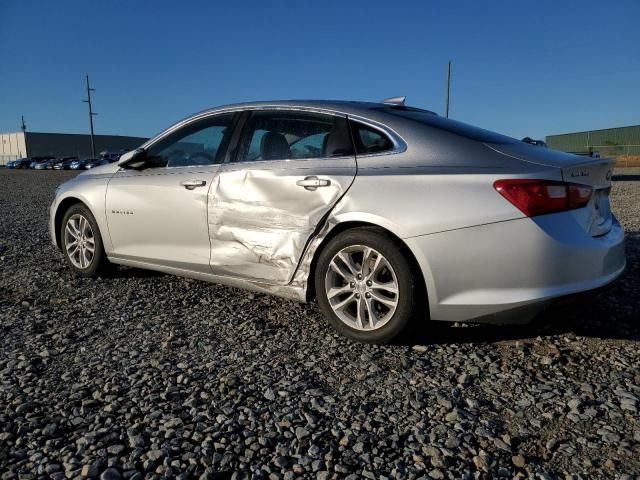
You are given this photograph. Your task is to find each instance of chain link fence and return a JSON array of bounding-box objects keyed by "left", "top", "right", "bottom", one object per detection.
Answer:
[
  {"left": 587, "top": 145, "right": 640, "bottom": 167},
  {"left": 591, "top": 144, "right": 640, "bottom": 156}
]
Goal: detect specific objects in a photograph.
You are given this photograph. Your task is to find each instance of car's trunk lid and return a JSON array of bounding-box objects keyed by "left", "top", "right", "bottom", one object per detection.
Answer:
[{"left": 486, "top": 142, "right": 615, "bottom": 237}]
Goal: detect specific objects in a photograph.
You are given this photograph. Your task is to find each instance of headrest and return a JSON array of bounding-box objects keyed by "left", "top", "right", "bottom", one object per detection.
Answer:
[{"left": 260, "top": 132, "right": 290, "bottom": 160}]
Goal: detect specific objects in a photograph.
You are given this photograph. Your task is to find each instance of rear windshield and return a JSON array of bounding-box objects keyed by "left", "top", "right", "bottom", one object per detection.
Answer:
[{"left": 378, "top": 108, "right": 519, "bottom": 145}]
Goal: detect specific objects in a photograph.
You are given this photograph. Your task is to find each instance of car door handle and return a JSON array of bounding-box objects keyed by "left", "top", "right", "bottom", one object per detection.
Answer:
[
  {"left": 296, "top": 176, "right": 331, "bottom": 191},
  {"left": 181, "top": 179, "right": 207, "bottom": 190}
]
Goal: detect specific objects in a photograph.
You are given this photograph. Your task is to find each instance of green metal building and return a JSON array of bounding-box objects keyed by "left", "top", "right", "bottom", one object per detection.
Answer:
[{"left": 546, "top": 125, "right": 640, "bottom": 156}]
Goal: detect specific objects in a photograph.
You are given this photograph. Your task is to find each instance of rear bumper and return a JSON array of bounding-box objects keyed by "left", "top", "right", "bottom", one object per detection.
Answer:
[{"left": 406, "top": 214, "right": 625, "bottom": 324}]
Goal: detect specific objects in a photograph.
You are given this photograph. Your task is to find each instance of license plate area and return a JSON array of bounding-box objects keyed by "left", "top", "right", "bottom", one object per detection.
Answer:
[{"left": 590, "top": 187, "right": 612, "bottom": 236}]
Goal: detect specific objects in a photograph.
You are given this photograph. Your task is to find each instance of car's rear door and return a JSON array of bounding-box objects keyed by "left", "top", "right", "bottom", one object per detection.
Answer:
[
  {"left": 208, "top": 109, "right": 357, "bottom": 284},
  {"left": 105, "top": 112, "right": 237, "bottom": 273}
]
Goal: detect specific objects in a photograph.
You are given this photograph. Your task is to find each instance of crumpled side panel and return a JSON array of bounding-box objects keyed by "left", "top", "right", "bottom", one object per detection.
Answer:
[
  {"left": 208, "top": 165, "right": 353, "bottom": 284},
  {"left": 289, "top": 214, "right": 340, "bottom": 295}
]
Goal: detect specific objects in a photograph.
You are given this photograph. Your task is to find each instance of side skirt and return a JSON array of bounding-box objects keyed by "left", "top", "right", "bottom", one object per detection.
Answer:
[{"left": 107, "top": 256, "right": 307, "bottom": 303}]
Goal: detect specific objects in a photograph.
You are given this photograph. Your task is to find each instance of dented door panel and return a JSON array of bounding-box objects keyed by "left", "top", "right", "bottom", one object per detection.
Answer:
[{"left": 208, "top": 158, "right": 356, "bottom": 284}]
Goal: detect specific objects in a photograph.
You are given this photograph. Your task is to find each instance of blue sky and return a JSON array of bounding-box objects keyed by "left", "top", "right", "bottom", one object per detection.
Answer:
[{"left": 1, "top": 0, "right": 639, "bottom": 140}]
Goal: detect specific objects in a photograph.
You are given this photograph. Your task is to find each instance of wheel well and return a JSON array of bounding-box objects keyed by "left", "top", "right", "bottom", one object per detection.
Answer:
[
  {"left": 53, "top": 198, "right": 84, "bottom": 249},
  {"left": 306, "top": 221, "right": 428, "bottom": 315}
]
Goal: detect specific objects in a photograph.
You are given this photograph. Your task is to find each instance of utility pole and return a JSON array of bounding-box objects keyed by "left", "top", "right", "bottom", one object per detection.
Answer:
[
  {"left": 83, "top": 75, "right": 97, "bottom": 158},
  {"left": 18, "top": 116, "right": 28, "bottom": 158},
  {"left": 445, "top": 61, "right": 452, "bottom": 118}
]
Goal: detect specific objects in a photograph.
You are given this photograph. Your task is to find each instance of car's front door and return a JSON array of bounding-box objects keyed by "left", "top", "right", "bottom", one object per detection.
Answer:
[
  {"left": 106, "top": 113, "right": 237, "bottom": 272},
  {"left": 208, "top": 109, "right": 357, "bottom": 284}
]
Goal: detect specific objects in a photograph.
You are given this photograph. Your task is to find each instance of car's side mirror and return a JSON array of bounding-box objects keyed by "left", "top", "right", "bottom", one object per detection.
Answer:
[{"left": 118, "top": 148, "right": 147, "bottom": 169}]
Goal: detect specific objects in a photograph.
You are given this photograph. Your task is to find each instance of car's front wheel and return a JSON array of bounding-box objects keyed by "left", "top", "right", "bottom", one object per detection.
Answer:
[
  {"left": 315, "top": 227, "right": 417, "bottom": 344},
  {"left": 60, "top": 204, "right": 108, "bottom": 277}
]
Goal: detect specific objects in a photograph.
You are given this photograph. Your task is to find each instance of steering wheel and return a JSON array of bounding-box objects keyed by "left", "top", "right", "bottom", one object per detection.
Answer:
[{"left": 187, "top": 152, "right": 215, "bottom": 165}]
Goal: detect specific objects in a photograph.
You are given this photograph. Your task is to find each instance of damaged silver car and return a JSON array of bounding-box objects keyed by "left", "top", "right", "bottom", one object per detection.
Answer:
[{"left": 50, "top": 99, "right": 625, "bottom": 343}]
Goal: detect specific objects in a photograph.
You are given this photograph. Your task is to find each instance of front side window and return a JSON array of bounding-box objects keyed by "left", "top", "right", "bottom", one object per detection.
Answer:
[
  {"left": 350, "top": 121, "right": 394, "bottom": 155},
  {"left": 235, "top": 111, "right": 353, "bottom": 162},
  {"left": 146, "top": 113, "right": 235, "bottom": 168}
]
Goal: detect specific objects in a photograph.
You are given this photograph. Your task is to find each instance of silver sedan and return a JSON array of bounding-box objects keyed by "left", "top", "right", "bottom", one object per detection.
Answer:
[{"left": 49, "top": 99, "right": 625, "bottom": 343}]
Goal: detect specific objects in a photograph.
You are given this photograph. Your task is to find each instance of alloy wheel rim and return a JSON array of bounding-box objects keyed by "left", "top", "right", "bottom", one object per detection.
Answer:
[
  {"left": 64, "top": 214, "right": 95, "bottom": 269},
  {"left": 324, "top": 245, "right": 399, "bottom": 331}
]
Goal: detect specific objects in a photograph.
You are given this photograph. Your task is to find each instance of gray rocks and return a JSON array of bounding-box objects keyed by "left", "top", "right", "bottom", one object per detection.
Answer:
[
  {"left": 81, "top": 465, "right": 99, "bottom": 477},
  {"left": 100, "top": 468, "right": 122, "bottom": 480},
  {"left": 0, "top": 168, "right": 639, "bottom": 478},
  {"left": 107, "top": 444, "right": 125, "bottom": 455},
  {"left": 145, "top": 450, "right": 163, "bottom": 462},
  {"left": 128, "top": 434, "right": 145, "bottom": 448},
  {"left": 473, "top": 455, "right": 489, "bottom": 471}
]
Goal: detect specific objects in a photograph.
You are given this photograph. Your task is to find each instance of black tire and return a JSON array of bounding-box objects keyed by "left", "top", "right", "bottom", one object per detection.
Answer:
[
  {"left": 60, "top": 203, "right": 108, "bottom": 277},
  {"left": 314, "top": 227, "right": 417, "bottom": 344}
]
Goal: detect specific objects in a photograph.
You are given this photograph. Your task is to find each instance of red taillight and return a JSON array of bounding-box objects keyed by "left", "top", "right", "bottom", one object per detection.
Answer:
[{"left": 493, "top": 179, "right": 593, "bottom": 217}]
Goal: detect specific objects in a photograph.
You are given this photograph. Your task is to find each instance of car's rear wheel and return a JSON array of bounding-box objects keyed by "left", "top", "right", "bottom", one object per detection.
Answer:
[
  {"left": 60, "top": 204, "right": 108, "bottom": 277},
  {"left": 315, "top": 227, "right": 416, "bottom": 344}
]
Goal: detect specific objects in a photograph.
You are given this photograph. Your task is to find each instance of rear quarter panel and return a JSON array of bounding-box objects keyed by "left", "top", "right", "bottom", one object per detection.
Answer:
[
  {"left": 316, "top": 132, "right": 564, "bottom": 312},
  {"left": 333, "top": 133, "right": 564, "bottom": 238}
]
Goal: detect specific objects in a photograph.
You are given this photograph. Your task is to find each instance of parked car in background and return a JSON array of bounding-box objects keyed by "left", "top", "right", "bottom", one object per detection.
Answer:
[
  {"left": 34, "top": 157, "right": 55, "bottom": 169},
  {"left": 70, "top": 158, "right": 94, "bottom": 170},
  {"left": 98, "top": 151, "right": 124, "bottom": 162},
  {"left": 84, "top": 158, "right": 110, "bottom": 169},
  {"left": 53, "top": 157, "right": 79, "bottom": 170},
  {"left": 46, "top": 158, "right": 64, "bottom": 170},
  {"left": 49, "top": 99, "right": 625, "bottom": 343},
  {"left": 7, "top": 158, "right": 33, "bottom": 169},
  {"left": 29, "top": 157, "right": 54, "bottom": 169},
  {"left": 21, "top": 158, "right": 33, "bottom": 168},
  {"left": 85, "top": 154, "right": 122, "bottom": 169}
]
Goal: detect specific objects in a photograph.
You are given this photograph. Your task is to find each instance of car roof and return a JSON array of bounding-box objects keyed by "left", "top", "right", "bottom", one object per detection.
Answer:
[
  {"left": 188, "top": 100, "right": 437, "bottom": 120},
  {"left": 198, "top": 100, "right": 380, "bottom": 115}
]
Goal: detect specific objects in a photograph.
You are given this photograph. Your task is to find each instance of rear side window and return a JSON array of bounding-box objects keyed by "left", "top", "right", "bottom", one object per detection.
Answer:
[
  {"left": 349, "top": 121, "right": 394, "bottom": 155},
  {"left": 235, "top": 111, "right": 354, "bottom": 162},
  {"left": 379, "top": 108, "right": 519, "bottom": 144}
]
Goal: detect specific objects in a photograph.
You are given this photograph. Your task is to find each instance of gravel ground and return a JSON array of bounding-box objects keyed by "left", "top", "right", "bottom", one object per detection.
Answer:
[{"left": 0, "top": 168, "right": 639, "bottom": 480}]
